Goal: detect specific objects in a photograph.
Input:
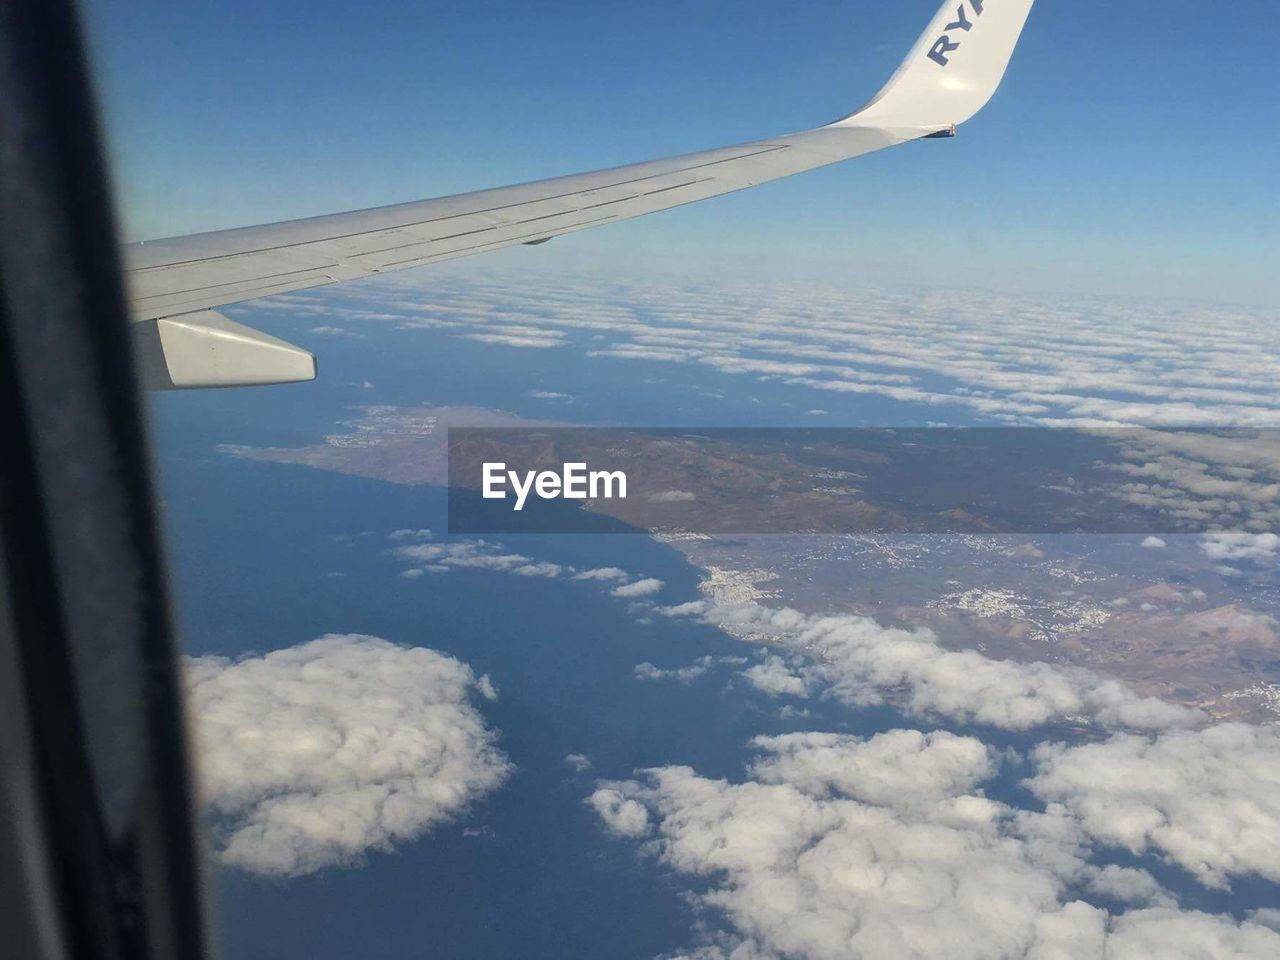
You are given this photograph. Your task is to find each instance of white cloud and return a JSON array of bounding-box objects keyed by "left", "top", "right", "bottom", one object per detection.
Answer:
[
  {"left": 1027, "top": 724, "right": 1280, "bottom": 889},
  {"left": 588, "top": 787, "right": 651, "bottom": 838},
  {"left": 186, "top": 635, "right": 509, "bottom": 877},
  {"left": 1250, "top": 908, "right": 1280, "bottom": 933},
  {"left": 394, "top": 539, "right": 562, "bottom": 578},
  {"left": 475, "top": 674, "right": 498, "bottom": 700},
  {"left": 635, "top": 657, "right": 717, "bottom": 684},
  {"left": 318, "top": 269, "right": 1280, "bottom": 433},
  {"left": 1141, "top": 536, "right": 1167, "bottom": 549},
  {"left": 741, "top": 655, "right": 808, "bottom": 698},
  {"left": 748, "top": 730, "right": 995, "bottom": 806},
  {"left": 388, "top": 529, "right": 433, "bottom": 541},
  {"left": 1200, "top": 533, "right": 1279, "bottom": 561},
  {"left": 1094, "top": 430, "right": 1280, "bottom": 531},
  {"left": 591, "top": 730, "right": 1280, "bottom": 960},
  {"left": 1100, "top": 909, "right": 1280, "bottom": 959},
  {"left": 612, "top": 577, "right": 665, "bottom": 598},
  {"left": 565, "top": 753, "right": 593, "bottom": 773},
  {"left": 646, "top": 490, "right": 697, "bottom": 503},
  {"left": 460, "top": 335, "right": 560, "bottom": 350},
  {"left": 679, "top": 601, "right": 1201, "bottom": 733},
  {"left": 512, "top": 561, "right": 563, "bottom": 578},
  {"left": 572, "top": 566, "right": 631, "bottom": 581}
]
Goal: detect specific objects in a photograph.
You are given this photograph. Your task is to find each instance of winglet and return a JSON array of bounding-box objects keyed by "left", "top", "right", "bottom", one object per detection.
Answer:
[{"left": 834, "top": 0, "right": 1035, "bottom": 132}]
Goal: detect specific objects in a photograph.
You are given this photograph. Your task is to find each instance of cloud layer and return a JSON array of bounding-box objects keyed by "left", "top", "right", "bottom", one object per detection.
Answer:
[
  {"left": 275, "top": 269, "right": 1280, "bottom": 432},
  {"left": 186, "top": 634, "right": 510, "bottom": 877}
]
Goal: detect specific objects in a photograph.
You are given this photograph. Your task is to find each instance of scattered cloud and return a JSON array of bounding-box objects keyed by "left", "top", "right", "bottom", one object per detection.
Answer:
[
  {"left": 670, "top": 601, "right": 1202, "bottom": 733},
  {"left": 390, "top": 538, "right": 671, "bottom": 606},
  {"left": 1141, "top": 536, "right": 1167, "bottom": 549},
  {"left": 512, "top": 561, "right": 563, "bottom": 578},
  {"left": 394, "top": 539, "right": 561, "bottom": 578},
  {"left": 747, "top": 729, "right": 995, "bottom": 806},
  {"left": 1027, "top": 724, "right": 1280, "bottom": 888},
  {"left": 388, "top": 529, "right": 434, "bottom": 541},
  {"left": 565, "top": 753, "right": 593, "bottom": 773},
  {"left": 462, "top": 331, "right": 564, "bottom": 349},
  {"left": 646, "top": 490, "right": 697, "bottom": 503},
  {"left": 591, "top": 730, "right": 1280, "bottom": 960},
  {"left": 612, "top": 577, "right": 665, "bottom": 598},
  {"left": 571, "top": 567, "right": 630, "bottom": 581},
  {"left": 588, "top": 787, "right": 651, "bottom": 838},
  {"left": 635, "top": 657, "right": 717, "bottom": 684},
  {"left": 186, "top": 635, "right": 509, "bottom": 877},
  {"left": 1200, "top": 532, "right": 1279, "bottom": 561},
  {"left": 277, "top": 270, "right": 1280, "bottom": 434},
  {"left": 741, "top": 655, "right": 809, "bottom": 698}
]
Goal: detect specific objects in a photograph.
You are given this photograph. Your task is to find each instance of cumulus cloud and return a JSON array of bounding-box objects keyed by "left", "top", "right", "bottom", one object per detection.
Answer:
[
  {"left": 392, "top": 539, "right": 668, "bottom": 594},
  {"left": 394, "top": 539, "right": 562, "bottom": 579},
  {"left": 588, "top": 787, "right": 651, "bottom": 838},
  {"left": 591, "top": 731, "right": 1280, "bottom": 960},
  {"left": 635, "top": 657, "right": 717, "bottom": 684},
  {"left": 676, "top": 601, "right": 1201, "bottom": 733},
  {"left": 1027, "top": 724, "right": 1280, "bottom": 889},
  {"left": 612, "top": 577, "right": 665, "bottom": 598},
  {"left": 741, "top": 655, "right": 808, "bottom": 698},
  {"left": 388, "top": 528, "right": 433, "bottom": 541},
  {"left": 512, "top": 561, "right": 563, "bottom": 578},
  {"left": 572, "top": 567, "right": 631, "bottom": 581},
  {"left": 565, "top": 753, "right": 592, "bottom": 772},
  {"left": 647, "top": 490, "right": 697, "bottom": 503},
  {"left": 748, "top": 730, "right": 995, "bottom": 806},
  {"left": 186, "top": 635, "right": 510, "bottom": 877},
  {"left": 475, "top": 674, "right": 498, "bottom": 700},
  {"left": 639, "top": 655, "right": 747, "bottom": 684},
  {"left": 1141, "top": 536, "right": 1167, "bottom": 549},
  {"left": 462, "top": 330, "right": 564, "bottom": 349},
  {"left": 1200, "top": 532, "right": 1279, "bottom": 561}
]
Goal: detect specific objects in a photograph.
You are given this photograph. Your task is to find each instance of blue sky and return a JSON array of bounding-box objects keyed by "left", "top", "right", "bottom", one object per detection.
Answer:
[{"left": 83, "top": 0, "right": 1278, "bottom": 305}]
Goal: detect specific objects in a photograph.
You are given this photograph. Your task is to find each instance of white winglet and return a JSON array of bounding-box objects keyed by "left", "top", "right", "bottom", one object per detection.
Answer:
[{"left": 836, "top": 0, "right": 1035, "bottom": 132}]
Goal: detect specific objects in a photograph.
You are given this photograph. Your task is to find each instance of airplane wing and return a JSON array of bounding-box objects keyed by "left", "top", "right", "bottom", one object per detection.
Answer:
[{"left": 124, "top": 0, "right": 1035, "bottom": 389}]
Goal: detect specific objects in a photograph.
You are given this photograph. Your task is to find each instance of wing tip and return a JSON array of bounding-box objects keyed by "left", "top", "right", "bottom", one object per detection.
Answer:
[{"left": 834, "top": 0, "right": 1035, "bottom": 131}]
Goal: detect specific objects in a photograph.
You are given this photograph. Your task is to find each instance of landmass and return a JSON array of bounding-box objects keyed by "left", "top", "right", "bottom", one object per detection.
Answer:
[{"left": 225, "top": 404, "right": 1280, "bottom": 722}]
